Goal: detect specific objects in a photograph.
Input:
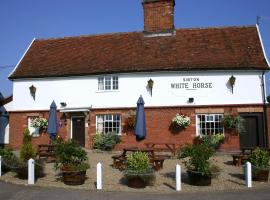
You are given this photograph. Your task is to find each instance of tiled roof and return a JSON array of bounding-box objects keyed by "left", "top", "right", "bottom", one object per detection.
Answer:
[{"left": 9, "top": 26, "right": 269, "bottom": 79}]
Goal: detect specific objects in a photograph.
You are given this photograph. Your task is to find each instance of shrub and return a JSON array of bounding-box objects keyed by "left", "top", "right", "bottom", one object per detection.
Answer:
[
  {"left": 93, "top": 132, "right": 121, "bottom": 151},
  {"left": 0, "top": 148, "right": 16, "bottom": 172},
  {"left": 54, "top": 139, "right": 90, "bottom": 171},
  {"left": 249, "top": 148, "right": 270, "bottom": 169},
  {"left": 178, "top": 144, "right": 215, "bottom": 176},
  {"left": 20, "top": 128, "right": 36, "bottom": 161},
  {"left": 200, "top": 133, "right": 225, "bottom": 150},
  {"left": 126, "top": 151, "right": 150, "bottom": 172}
]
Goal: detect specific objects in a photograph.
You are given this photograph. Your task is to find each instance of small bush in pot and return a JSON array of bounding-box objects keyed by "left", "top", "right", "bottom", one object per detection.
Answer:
[
  {"left": 93, "top": 132, "right": 121, "bottom": 151},
  {"left": 222, "top": 115, "right": 245, "bottom": 134},
  {"left": 248, "top": 148, "right": 270, "bottom": 182},
  {"left": 54, "top": 139, "right": 90, "bottom": 185},
  {"left": 12, "top": 128, "right": 44, "bottom": 179},
  {"left": 124, "top": 151, "right": 155, "bottom": 188},
  {"left": 178, "top": 144, "right": 217, "bottom": 186}
]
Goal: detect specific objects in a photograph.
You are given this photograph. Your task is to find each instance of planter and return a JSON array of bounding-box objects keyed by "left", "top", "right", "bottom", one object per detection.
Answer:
[
  {"left": 62, "top": 170, "right": 86, "bottom": 185},
  {"left": 187, "top": 170, "right": 212, "bottom": 186},
  {"left": 127, "top": 177, "right": 146, "bottom": 188},
  {"left": 252, "top": 167, "right": 269, "bottom": 182},
  {"left": 124, "top": 169, "right": 155, "bottom": 188}
]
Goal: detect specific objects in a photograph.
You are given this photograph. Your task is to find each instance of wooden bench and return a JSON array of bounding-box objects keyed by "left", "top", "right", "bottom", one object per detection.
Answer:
[
  {"left": 151, "top": 155, "right": 166, "bottom": 171},
  {"left": 37, "top": 144, "right": 57, "bottom": 162},
  {"left": 112, "top": 154, "right": 126, "bottom": 170},
  {"left": 232, "top": 154, "right": 249, "bottom": 166}
]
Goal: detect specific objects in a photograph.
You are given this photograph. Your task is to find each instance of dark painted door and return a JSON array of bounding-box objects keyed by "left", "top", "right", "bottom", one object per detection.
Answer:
[
  {"left": 72, "top": 117, "right": 85, "bottom": 147},
  {"left": 240, "top": 113, "right": 264, "bottom": 148}
]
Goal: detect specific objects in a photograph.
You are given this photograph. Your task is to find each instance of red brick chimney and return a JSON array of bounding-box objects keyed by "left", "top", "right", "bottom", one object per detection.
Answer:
[{"left": 142, "top": 0, "right": 175, "bottom": 34}]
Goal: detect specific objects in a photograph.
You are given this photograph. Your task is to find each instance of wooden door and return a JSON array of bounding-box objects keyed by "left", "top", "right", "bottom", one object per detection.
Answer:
[
  {"left": 240, "top": 113, "right": 265, "bottom": 148},
  {"left": 72, "top": 117, "right": 85, "bottom": 147}
]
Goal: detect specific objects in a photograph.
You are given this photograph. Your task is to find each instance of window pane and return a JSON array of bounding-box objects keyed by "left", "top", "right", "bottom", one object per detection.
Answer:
[
  {"left": 96, "top": 114, "right": 121, "bottom": 134},
  {"left": 112, "top": 76, "right": 118, "bottom": 90},
  {"left": 105, "top": 77, "right": 111, "bottom": 90},
  {"left": 98, "top": 77, "right": 104, "bottom": 90},
  {"left": 197, "top": 114, "right": 224, "bottom": 136}
]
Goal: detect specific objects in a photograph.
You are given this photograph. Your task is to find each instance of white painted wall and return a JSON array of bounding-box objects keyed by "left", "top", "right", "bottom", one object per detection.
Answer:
[{"left": 11, "top": 71, "right": 264, "bottom": 111}]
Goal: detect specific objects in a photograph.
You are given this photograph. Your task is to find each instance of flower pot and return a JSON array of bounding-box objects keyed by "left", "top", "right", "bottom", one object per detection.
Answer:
[
  {"left": 62, "top": 170, "right": 86, "bottom": 185},
  {"left": 187, "top": 170, "right": 212, "bottom": 186},
  {"left": 127, "top": 177, "right": 146, "bottom": 188},
  {"left": 252, "top": 167, "right": 269, "bottom": 182}
]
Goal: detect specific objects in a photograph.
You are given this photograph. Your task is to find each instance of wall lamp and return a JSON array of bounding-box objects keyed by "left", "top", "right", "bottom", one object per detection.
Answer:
[{"left": 29, "top": 85, "right": 36, "bottom": 100}]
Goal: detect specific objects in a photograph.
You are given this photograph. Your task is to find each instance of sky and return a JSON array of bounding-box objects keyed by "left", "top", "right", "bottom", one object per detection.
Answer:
[{"left": 0, "top": 0, "right": 270, "bottom": 97}]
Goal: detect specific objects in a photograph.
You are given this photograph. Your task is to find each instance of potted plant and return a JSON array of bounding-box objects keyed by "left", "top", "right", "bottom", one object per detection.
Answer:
[
  {"left": 170, "top": 114, "right": 191, "bottom": 133},
  {"left": 248, "top": 148, "right": 270, "bottom": 182},
  {"left": 178, "top": 144, "right": 217, "bottom": 186},
  {"left": 54, "top": 139, "right": 90, "bottom": 185},
  {"left": 221, "top": 114, "right": 245, "bottom": 134},
  {"left": 31, "top": 117, "right": 48, "bottom": 134},
  {"left": 124, "top": 151, "right": 155, "bottom": 188}
]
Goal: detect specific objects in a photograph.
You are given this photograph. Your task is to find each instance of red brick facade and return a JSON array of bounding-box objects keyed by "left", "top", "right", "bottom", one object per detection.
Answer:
[
  {"left": 143, "top": 0, "right": 175, "bottom": 33},
  {"left": 8, "top": 104, "right": 270, "bottom": 152}
]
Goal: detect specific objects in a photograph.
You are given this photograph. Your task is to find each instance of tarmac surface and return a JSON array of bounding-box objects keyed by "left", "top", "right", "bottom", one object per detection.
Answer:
[{"left": 1, "top": 181, "right": 270, "bottom": 200}]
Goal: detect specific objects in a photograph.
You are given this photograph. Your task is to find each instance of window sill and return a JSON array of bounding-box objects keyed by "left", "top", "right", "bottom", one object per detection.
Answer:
[{"left": 96, "top": 90, "right": 120, "bottom": 93}]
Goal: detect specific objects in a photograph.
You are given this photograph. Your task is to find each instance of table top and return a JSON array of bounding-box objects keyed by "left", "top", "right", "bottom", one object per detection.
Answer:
[
  {"left": 144, "top": 142, "right": 176, "bottom": 145},
  {"left": 123, "top": 147, "right": 154, "bottom": 152}
]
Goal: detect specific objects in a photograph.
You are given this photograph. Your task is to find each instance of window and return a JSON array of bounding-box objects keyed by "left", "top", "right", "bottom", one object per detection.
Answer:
[
  {"left": 196, "top": 114, "right": 223, "bottom": 136},
  {"left": 28, "top": 117, "right": 39, "bottom": 137},
  {"left": 98, "top": 76, "right": 118, "bottom": 91},
  {"left": 96, "top": 114, "right": 121, "bottom": 134}
]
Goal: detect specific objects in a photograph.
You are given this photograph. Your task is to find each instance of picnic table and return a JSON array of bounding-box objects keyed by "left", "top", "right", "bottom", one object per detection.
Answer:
[
  {"left": 37, "top": 144, "right": 57, "bottom": 162},
  {"left": 144, "top": 142, "right": 177, "bottom": 157},
  {"left": 112, "top": 147, "right": 166, "bottom": 171}
]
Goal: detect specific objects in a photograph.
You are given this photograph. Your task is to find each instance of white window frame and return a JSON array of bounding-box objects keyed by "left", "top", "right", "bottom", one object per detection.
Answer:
[
  {"left": 98, "top": 76, "right": 119, "bottom": 91},
  {"left": 28, "top": 117, "right": 40, "bottom": 137},
  {"left": 196, "top": 114, "right": 224, "bottom": 136},
  {"left": 96, "top": 114, "right": 121, "bottom": 134}
]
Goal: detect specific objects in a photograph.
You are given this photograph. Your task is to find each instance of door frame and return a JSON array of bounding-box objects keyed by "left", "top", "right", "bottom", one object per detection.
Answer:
[{"left": 70, "top": 116, "right": 85, "bottom": 141}]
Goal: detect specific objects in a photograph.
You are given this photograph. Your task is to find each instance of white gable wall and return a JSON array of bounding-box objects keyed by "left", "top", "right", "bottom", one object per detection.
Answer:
[{"left": 11, "top": 71, "right": 264, "bottom": 111}]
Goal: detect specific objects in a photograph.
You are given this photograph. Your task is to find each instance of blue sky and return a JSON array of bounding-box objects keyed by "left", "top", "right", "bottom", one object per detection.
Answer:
[{"left": 0, "top": 0, "right": 270, "bottom": 97}]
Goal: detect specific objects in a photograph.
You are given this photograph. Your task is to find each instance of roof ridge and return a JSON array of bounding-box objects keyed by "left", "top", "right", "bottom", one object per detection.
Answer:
[
  {"left": 35, "top": 30, "right": 142, "bottom": 41},
  {"left": 35, "top": 25, "right": 256, "bottom": 41}
]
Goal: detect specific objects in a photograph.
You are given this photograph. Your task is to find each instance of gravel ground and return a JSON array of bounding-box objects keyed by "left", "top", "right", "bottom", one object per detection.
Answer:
[{"left": 1, "top": 150, "right": 270, "bottom": 193}]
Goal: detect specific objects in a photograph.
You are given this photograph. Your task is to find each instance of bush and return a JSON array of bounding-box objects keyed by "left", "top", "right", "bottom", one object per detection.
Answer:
[
  {"left": 54, "top": 139, "right": 90, "bottom": 171},
  {"left": 126, "top": 151, "right": 150, "bottom": 172},
  {"left": 93, "top": 132, "right": 121, "bottom": 151},
  {"left": 178, "top": 144, "right": 215, "bottom": 176},
  {"left": 200, "top": 133, "right": 225, "bottom": 150},
  {"left": 20, "top": 128, "right": 36, "bottom": 161},
  {"left": 0, "top": 148, "right": 16, "bottom": 172},
  {"left": 249, "top": 148, "right": 270, "bottom": 169}
]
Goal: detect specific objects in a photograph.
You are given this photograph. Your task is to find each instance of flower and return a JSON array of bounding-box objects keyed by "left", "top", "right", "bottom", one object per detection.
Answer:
[
  {"left": 171, "top": 114, "right": 191, "bottom": 129},
  {"left": 31, "top": 117, "right": 48, "bottom": 128}
]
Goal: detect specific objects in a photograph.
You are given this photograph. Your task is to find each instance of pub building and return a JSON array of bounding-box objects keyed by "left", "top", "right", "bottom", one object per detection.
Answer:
[{"left": 7, "top": 0, "right": 270, "bottom": 151}]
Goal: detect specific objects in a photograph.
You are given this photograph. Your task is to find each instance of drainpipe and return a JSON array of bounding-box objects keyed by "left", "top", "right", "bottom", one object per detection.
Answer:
[{"left": 261, "top": 72, "right": 269, "bottom": 148}]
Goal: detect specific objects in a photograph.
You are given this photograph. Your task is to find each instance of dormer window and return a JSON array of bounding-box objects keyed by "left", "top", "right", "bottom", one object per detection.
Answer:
[{"left": 98, "top": 76, "right": 118, "bottom": 91}]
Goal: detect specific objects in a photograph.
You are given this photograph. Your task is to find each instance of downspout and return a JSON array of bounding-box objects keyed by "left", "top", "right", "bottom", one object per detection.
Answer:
[{"left": 261, "top": 71, "right": 269, "bottom": 148}]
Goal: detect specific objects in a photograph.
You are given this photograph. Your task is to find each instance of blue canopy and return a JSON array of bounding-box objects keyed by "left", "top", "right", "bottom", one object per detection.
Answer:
[
  {"left": 134, "top": 95, "right": 147, "bottom": 141},
  {"left": 47, "top": 101, "right": 58, "bottom": 140}
]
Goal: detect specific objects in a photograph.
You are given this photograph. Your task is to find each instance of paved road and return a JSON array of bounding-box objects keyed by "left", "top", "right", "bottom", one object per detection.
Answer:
[{"left": 0, "top": 181, "right": 270, "bottom": 200}]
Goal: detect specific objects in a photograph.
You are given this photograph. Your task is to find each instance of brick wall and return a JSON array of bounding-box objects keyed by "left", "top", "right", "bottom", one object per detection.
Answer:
[
  {"left": 9, "top": 105, "right": 269, "bottom": 151},
  {"left": 143, "top": 0, "right": 175, "bottom": 32}
]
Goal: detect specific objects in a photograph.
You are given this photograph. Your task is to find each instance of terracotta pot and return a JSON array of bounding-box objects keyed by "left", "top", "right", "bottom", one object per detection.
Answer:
[
  {"left": 187, "top": 170, "right": 212, "bottom": 186},
  {"left": 127, "top": 177, "right": 146, "bottom": 188},
  {"left": 62, "top": 170, "right": 86, "bottom": 185}
]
